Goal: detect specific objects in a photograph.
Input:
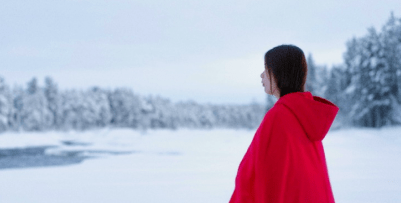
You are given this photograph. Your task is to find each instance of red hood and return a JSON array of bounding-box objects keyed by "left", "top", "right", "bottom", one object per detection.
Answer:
[{"left": 275, "top": 91, "right": 339, "bottom": 141}]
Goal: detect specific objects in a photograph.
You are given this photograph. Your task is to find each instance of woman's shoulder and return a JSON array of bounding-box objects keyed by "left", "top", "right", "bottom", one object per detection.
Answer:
[
  {"left": 258, "top": 103, "right": 304, "bottom": 141},
  {"left": 258, "top": 103, "right": 301, "bottom": 137},
  {"left": 253, "top": 103, "right": 293, "bottom": 148},
  {"left": 261, "top": 103, "right": 291, "bottom": 125}
]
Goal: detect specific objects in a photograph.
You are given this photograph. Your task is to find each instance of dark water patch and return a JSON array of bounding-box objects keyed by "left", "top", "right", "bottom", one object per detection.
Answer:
[
  {"left": 61, "top": 140, "right": 91, "bottom": 146},
  {"left": 0, "top": 146, "right": 87, "bottom": 170},
  {"left": 0, "top": 146, "right": 135, "bottom": 170},
  {"left": 0, "top": 146, "right": 56, "bottom": 157}
]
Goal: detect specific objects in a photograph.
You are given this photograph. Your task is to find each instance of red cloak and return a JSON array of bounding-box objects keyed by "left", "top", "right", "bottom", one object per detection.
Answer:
[{"left": 229, "top": 91, "right": 339, "bottom": 203}]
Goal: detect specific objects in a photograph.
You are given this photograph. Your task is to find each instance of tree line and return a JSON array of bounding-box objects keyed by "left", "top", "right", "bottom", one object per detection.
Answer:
[{"left": 0, "top": 76, "right": 265, "bottom": 133}]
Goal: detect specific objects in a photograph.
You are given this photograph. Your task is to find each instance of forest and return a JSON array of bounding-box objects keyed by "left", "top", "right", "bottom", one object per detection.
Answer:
[{"left": 0, "top": 12, "right": 400, "bottom": 133}]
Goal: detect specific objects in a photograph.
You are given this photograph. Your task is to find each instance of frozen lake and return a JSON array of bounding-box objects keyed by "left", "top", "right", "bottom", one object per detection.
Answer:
[{"left": 0, "top": 126, "right": 400, "bottom": 203}]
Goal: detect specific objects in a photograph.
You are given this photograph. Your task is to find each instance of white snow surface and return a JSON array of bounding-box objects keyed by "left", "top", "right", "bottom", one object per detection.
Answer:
[{"left": 0, "top": 126, "right": 400, "bottom": 203}]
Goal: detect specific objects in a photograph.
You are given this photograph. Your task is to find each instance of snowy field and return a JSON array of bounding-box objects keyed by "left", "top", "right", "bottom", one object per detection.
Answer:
[{"left": 0, "top": 126, "right": 400, "bottom": 203}]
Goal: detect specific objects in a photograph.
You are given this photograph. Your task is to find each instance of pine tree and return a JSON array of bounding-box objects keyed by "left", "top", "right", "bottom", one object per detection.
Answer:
[
  {"left": 146, "top": 95, "right": 178, "bottom": 129},
  {"left": 10, "top": 85, "right": 24, "bottom": 131},
  {"left": 108, "top": 88, "right": 141, "bottom": 128},
  {"left": 21, "top": 77, "right": 51, "bottom": 131},
  {"left": 0, "top": 77, "right": 11, "bottom": 132},
  {"left": 60, "top": 89, "right": 87, "bottom": 130},
  {"left": 325, "top": 65, "right": 343, "bottom": 107},
  {"left": 44, "top": 77, "right": 60, "bottom": 130},
  {"left": 306, "top": 53, "right": 318, "bottom": 95},
  {"left": 315, "top": 65, "right": 329, "bottom": 97},
  {"left": 344, "top": 27, "right": 394, "bottom": 127},
  {"left": 381, "top": 11, "right": 401, "bottom": 103},
  {"left": 343, "top": 36, "right": 363, "bottom": 124},
  {"left": 86, "top": 87, "right": 111, "bottom": 127}
]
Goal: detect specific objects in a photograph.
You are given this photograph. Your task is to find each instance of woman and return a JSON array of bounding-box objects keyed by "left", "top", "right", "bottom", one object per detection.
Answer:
[{"left": 229, "top": 44, "right": 339, "bottom": 203}]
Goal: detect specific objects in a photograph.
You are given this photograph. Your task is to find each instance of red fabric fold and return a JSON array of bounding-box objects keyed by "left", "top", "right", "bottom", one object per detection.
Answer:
[{"left": 229, "top": 91, "right": 339, "bottom": 203}]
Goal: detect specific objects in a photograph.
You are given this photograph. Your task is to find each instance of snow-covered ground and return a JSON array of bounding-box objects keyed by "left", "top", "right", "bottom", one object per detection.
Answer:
[{"left": 0, "top": 126, "right": 400, "bottom": 203}]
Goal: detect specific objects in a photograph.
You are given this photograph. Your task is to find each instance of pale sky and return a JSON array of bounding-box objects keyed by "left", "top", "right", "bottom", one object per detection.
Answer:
[{"left": 1, "top": 0, "right": 400, "bottom": 104}]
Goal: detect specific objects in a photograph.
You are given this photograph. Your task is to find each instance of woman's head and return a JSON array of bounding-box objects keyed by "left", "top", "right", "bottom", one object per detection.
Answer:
[{"left": 261, "top": 44, "right": 307, "bottom": 99}]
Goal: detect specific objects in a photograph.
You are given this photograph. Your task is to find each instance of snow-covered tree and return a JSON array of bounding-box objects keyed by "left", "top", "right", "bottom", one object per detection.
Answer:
[
  {"left": 85, "top": 87, "right": 111, "bottom": 127},
  {"left": 60, "top": 89, "right": 88, "bottom": 130},
  {"left": 174, "top": 100, "right": 201, "bottom": 128},
  {"left": 0, "top": 76, "right": 12, "bottom": 132},
  {"left": 343, "top": 27, "right": 394, "bottom": 127},
  {"left": 325, "top": 65, "right": 343, "bottom": 108},
  {"left": 9, "top": 85, "right": 24, "bottom": 131},
  {"left": 381, "top": 11, "right": 401, "bottom": 103},
  {"left": 108, "top": 88, "right": 141, "bottom": 128},
  {"left": 146, "top": 95, "right": 178, "bottom": 129},
  {"left": 138, "top": 95, "right": 155, "bottom": 130},
  {"left": 20, "top": 78, "right": 51, "bottom": 131},
  {"left": 44, "top": 76, "right": 61, "bottom": 130},
  {"left": 306, "top": 53, "right": 318, "bottom": 95}
]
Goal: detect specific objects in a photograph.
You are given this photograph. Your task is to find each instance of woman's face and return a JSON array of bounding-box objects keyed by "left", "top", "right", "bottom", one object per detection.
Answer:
[{"left": 260, "top": 67, "right": 280, "bottom": 99}]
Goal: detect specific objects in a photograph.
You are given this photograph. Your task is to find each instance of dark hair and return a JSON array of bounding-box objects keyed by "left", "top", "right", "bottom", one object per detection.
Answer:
[{"left": 264, "top": 44, "right": 307, "bottom": 98}]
